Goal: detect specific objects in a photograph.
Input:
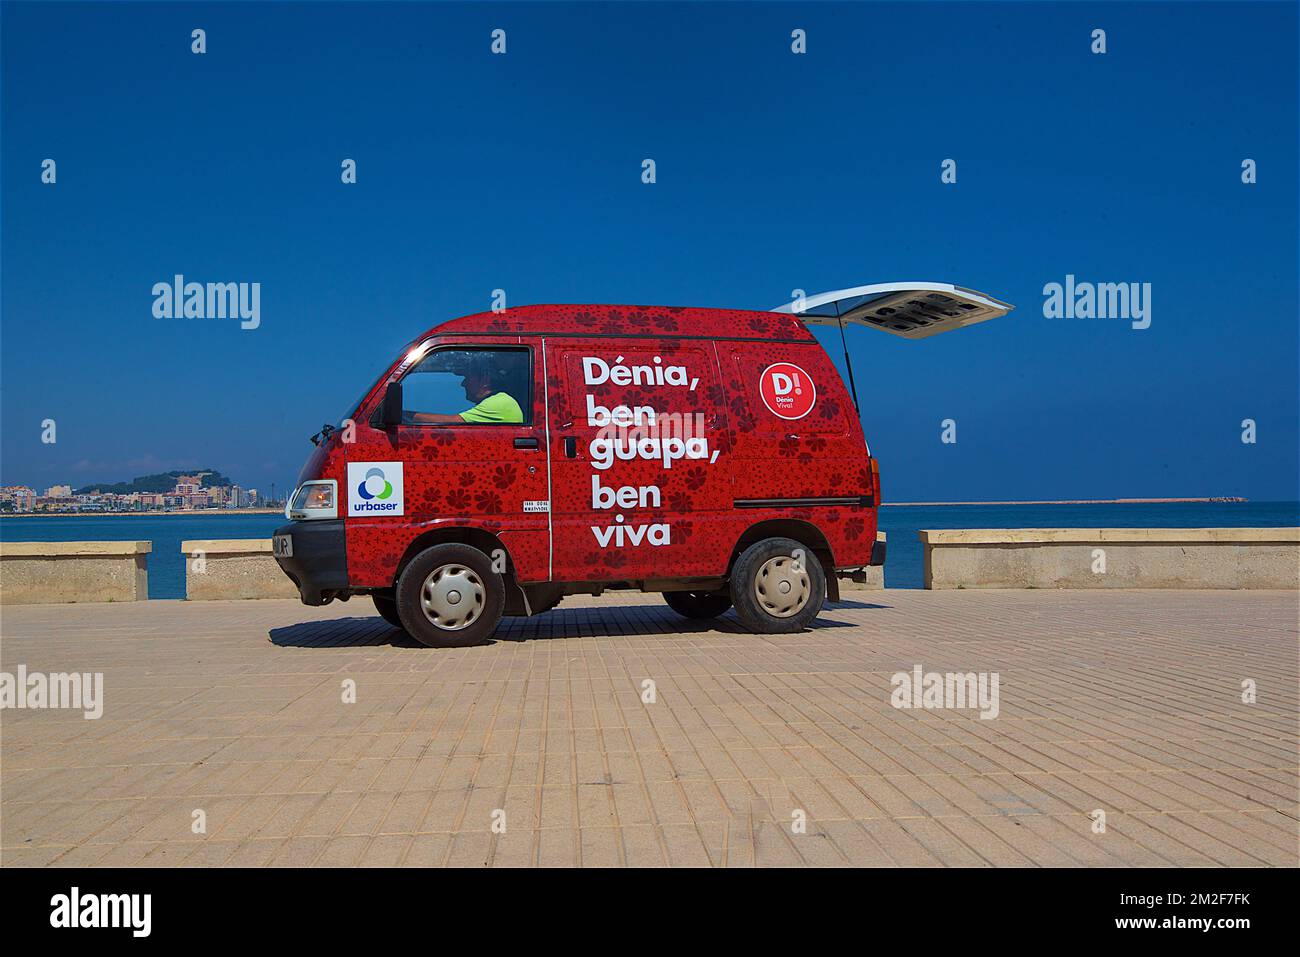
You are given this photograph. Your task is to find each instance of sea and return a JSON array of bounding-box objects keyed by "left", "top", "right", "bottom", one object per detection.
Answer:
[{"left": 3, "top": 502, "right": 1297, "bottom": 599}]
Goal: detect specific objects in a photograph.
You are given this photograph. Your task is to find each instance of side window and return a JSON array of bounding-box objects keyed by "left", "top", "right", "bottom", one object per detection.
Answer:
[{"left": 401, "top": 348, "right": 532, "bottom": 425}]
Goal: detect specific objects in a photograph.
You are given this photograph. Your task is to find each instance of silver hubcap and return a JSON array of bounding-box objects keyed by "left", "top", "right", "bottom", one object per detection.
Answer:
[
  {"left": 755, "top": 555, "right": 810, "bottom": 618},
  {"left": 420, "top": 564, "right": 485, "bottom": 631}
]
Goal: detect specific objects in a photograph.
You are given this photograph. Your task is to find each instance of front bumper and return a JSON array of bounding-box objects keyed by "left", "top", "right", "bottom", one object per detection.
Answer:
[{"left": 273, "top": 520, "right": 349, "bottom": 605}]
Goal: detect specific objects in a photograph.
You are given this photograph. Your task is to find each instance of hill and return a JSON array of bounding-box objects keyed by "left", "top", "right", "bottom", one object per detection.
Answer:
[{"left": 74, "top": 469, "right": 235, "bottom": 495}]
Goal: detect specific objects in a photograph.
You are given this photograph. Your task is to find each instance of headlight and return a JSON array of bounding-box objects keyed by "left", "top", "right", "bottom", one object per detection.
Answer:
[{"left": 288, "top": 480, "right": 338, "bottom": 520}]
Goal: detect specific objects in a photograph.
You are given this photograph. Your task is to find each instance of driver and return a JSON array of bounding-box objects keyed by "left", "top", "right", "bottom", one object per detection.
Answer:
[{"left": 410, "top": 353, "right": 523, "bottom": 424}]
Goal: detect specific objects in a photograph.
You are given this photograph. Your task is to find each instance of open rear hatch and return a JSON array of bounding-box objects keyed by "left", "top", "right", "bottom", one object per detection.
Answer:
[{"left": 773, "top": 282, "right": 1013, "bottom": 339}]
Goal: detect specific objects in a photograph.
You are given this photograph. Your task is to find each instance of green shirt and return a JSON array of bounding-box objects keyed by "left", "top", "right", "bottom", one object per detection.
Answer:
[{"left": 459, "top": 391, "right": 523, "bottom": 424}]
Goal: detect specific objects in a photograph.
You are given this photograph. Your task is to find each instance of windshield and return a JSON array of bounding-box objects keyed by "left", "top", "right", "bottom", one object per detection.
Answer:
[
  {"left": 339, "top": 372, "right": 385, "bottom": 426},
  {"left": 336, "top": 335, "right": 427, "bottom": 426}
]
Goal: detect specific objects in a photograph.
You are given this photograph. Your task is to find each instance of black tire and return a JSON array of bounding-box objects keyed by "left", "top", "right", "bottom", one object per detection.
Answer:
[
  {"left": 663, "top": 590, "right": 732, "bottom": 620},
  {"left": 371, "top": 592, "right": 405, "bottom": 630},
  {"left": 730, "top": 537, "right": 825, "bottom": 634},
  {"left": 395, "top": 543, "right": 504, "bottom": 648}
]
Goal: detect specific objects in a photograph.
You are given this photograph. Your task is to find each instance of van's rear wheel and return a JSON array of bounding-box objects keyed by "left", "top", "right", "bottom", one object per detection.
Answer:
[
  {"left": 663, "top": 590, "right": 732, "bottom": 620},
  {"left": 372, "top": 592, "right": 405, "bottom": 630},
  {"left": 395, "top": 544, "right": 504, "bottom": 647},
  {"left": 730, "top": 537, "right": 825, "bottom": 634}
]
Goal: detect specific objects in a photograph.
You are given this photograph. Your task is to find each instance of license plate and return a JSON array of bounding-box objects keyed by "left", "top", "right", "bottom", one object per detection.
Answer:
[{"left": 272, "top": 534, "right": 293, "bottom": 558}]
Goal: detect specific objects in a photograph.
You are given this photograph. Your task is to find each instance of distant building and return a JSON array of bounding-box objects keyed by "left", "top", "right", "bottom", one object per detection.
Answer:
[
  {"left": 0, "top": 486, "right": 36, "bottom": 511},
  {"left": 0, "top": 474, "right": 256, "bottom": 512},
  {"left": 33, "top": 496, "right": 77, "bottom": 512}
]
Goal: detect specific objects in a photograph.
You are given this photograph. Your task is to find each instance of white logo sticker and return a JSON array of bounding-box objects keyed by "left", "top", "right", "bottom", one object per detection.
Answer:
[{"left": 346, "top": 462, "right": 404, "bottom": 517}]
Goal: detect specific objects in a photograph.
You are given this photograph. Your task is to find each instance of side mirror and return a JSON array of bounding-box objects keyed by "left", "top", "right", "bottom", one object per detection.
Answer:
[{"left": 378, "top": 381, "right": 403, "bottom": 428}]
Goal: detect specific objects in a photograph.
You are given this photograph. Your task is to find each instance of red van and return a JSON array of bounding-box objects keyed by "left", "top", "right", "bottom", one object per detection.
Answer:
[{"left": 273, "top": 283, "right": 1011, "bottom": 646}]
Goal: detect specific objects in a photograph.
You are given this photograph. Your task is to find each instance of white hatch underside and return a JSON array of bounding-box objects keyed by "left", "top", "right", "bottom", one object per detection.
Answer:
[{"left": 772, "top": 282, "right": 1013, "bottom": 339}]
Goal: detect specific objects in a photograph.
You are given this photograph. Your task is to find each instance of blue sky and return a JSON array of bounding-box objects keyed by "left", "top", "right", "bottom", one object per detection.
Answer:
[{"left": 3, "top": 1, "right": 1296, "bottom": 502}]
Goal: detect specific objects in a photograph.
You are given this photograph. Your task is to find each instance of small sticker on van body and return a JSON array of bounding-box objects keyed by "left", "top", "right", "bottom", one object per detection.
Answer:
[
  {"left": 759, "top": 362, "right": 816, "bottom": 420},
  {"left": 523, "top": 500, "right": 550, "bottom": 513}
]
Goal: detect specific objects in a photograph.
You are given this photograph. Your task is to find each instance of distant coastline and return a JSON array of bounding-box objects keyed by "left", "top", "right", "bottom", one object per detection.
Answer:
[{"left": 883, "top": 497, "right": 1249, "bottom": 506}]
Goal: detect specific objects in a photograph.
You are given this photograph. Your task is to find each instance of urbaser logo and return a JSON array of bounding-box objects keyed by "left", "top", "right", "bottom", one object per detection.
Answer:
[
  {"left": 346, "top": 462, "right": 404, "bottom": 516},
  {"left": 759, "top": 362, "right": 816, "bottom": 419}
]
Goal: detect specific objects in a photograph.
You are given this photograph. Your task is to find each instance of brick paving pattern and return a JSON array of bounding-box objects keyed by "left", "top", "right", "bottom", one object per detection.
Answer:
[{"left": 1, "top": 590, "right": 1296, "bottom": 866}]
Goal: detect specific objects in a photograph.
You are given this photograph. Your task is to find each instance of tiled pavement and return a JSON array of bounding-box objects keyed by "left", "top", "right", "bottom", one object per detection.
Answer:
[{"left": 1, "top": 590, "right": 1296, "bottom": 867}]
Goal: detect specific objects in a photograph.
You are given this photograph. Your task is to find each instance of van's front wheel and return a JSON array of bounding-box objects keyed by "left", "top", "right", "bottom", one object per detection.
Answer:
[
  {"left": 395, "top": 544, "right": 504, "bottom": 647},
  {"left": 663, "top": 590, "right": 732, "bottom": 620},
  {"left": 730, "top": 537, "right": 825, "bottom": 634}
]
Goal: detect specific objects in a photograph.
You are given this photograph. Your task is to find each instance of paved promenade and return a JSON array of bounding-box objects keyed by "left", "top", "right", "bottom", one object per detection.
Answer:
[{"left": 2, "top": 590, "right": 1296, "bottom": 867}]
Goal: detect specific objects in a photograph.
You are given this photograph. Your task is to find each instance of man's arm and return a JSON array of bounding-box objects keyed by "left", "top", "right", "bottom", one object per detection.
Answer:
[{"left": 408, "top": 412, "right": 466, "bottom": 424}]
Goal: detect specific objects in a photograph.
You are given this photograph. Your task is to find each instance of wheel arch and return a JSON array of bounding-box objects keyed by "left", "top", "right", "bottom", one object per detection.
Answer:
[
  {"left": 728, "top": 519, "right": 839, "bottom": 602},
  {"left": 395, "top": 526, "right": 531, "bottom": 614}
]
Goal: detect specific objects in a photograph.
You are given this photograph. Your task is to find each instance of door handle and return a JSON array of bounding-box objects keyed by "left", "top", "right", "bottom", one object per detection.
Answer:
[
  {"left": 563, "top": 436, "right": 577, "bottom": 458},
  {"left": 514, "top": 437, "right": 539, "bottom": 450}
]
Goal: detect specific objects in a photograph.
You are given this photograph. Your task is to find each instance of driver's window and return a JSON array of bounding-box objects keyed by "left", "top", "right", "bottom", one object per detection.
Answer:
[{"left": 402, "top": 347, "right": 532, "bottom": 425}]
